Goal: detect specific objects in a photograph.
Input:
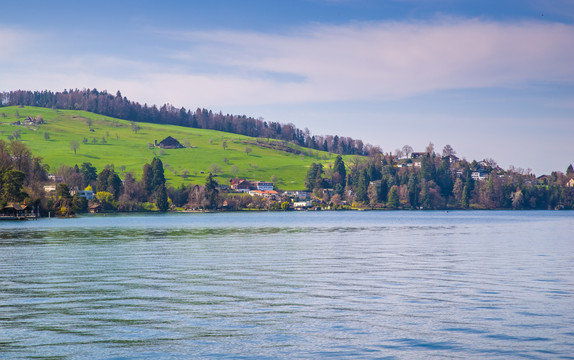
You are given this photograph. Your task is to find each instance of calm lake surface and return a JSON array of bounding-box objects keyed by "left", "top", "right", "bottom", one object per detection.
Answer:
[{"left": 1, "top": 211, "right": 573, "bottom": 359}]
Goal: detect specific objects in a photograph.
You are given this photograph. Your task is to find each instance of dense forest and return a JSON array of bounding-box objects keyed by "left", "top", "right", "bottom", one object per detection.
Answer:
[
  {"left": 1, "top": 89, "right": 375, "bottom": 156},
  {"left": 305, "top": 149, "right": 574, "bottom": 210}
]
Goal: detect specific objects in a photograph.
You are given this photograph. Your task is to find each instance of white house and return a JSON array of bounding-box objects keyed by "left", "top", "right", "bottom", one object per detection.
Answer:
[
  {"left": 43, "top": 184, "right": 57, "bottom": 193},
  {"left": 471, "top": 171, "right": 489, "bottom": 181},
  {"left": 253, "top": 181, "right": 274, "bottom": 191},
  {"left": 293, "top": 201, "right": 312, "bottom": 209},
  {"left": 71, "top": 189, "right": 94, "bottom": 200}
]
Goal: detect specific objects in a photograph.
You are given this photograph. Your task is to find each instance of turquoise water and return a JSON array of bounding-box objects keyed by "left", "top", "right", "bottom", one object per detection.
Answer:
[{"left": 1, "top": 211, "right": 573, "bottom": 359}]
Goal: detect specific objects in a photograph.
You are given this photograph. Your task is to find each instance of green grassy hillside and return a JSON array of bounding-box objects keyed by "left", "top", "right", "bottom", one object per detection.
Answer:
[{"left": 0, "top": 106, "right": 346, "bottom": 190}]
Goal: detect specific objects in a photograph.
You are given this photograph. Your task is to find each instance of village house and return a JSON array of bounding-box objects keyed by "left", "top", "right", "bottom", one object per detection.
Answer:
[
  {"left": 230, "top": 178, "right": 251, "bottom": 192},
  {"left": 47, "top": 174, "right": 64, "bottom": 182},
  {"left": 71, "top": 189, "right": 94, "bottom": 200},
  {"left": 471, "top": 171, "right": 490, "bottom": 181},
  {"left": 230, "top": 179, "right": 276, "bottom": 193},
  {"left": 43, "top": 184, "right": 57, "bottom": 193},
  {"left": 410, "top": 152, "right": 426, "bottom": 160},
  {"left": 154, "top": 136, "right": 184, "bottom": 149},
  {"left": 442, "top": 154, "right": 459, "bottom": 164},
  {"left": 248, "top": 189, "right": 279, "bottom": 200},
  {"left": 252, "top": 181, "right": 274, "bottom": 191},
  {"left": 284, "top": 191, "right": 309, "bottom": 200},
  {"left": 537, "top": 175, "right": 550, "bottom": 185}
]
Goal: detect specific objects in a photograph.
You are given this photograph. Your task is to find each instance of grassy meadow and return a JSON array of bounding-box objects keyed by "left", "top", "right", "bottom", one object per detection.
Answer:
[{"left": 0, "top": 106, "right": 347, "bottom": 190}]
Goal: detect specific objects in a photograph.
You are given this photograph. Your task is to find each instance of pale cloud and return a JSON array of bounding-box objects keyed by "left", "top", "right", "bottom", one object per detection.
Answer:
[
  {"left": 2, "top": 19, "right": 574, "bottom": 109},
  {"left": 164, "top": 19, "right": 574, "bottom": 105},
  {"left": 0, "top": 28, "right": 36, "bottom": 60}
]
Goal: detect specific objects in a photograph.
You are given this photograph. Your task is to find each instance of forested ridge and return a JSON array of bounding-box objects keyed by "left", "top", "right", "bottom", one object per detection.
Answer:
[
  {"left": 1, "top": 89, "right": 374, "bottom": 156},
  {"left": 305, "top": 150, "right": 574, "bottom": 211}
]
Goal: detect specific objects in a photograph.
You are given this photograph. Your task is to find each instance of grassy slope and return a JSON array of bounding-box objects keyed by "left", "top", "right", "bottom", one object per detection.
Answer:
[{"left": 0, "top": 106, "right": 349, "bottom": 190}]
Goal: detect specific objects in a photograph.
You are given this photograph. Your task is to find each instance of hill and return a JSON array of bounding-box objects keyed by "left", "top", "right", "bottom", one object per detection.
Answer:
[
  {"left": 2, "top": 89, "right": 375, "bottom": 156},
  {"left": 0, "top": 106, "right": 347, "bottom": 190}
]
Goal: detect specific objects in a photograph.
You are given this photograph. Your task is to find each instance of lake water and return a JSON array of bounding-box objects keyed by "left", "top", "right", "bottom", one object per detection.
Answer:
[{"left": 1, "top": 211, "right": 573, "bottom": 359}]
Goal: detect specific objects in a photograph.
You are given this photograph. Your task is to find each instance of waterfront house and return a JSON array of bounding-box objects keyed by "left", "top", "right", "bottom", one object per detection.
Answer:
[
  {"left": 293, "top": 201, "right": 312, "bottom": 209},
  {"left": 88, "top": 203, "right": 102, "bottom": 213},
  {"left": 0, "top": 203, "right": 34, "bottom": 219}
]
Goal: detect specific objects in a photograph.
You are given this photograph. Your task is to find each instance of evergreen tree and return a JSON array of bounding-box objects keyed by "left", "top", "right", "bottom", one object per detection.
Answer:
[
  {"left": 436, "top": 159, "right": 453, "bottom": 199},
  {"left": 420, "top": 181, "right": 432, "bottom": 209},
  {"left": 355, "top": 169, "right": 369, "bottom": 204},
  {"left": 332, "top": 155, "right": 347, "bottom": 188},
  {"left": 462, "top": 184, "right": 470, "bottom": 208},
  {"left": 80, "top": 162, "right": 97, "bottom": 187},
  {"left": 107, "top": 169, "right": 122, "bottom": 199},
  {"left": 150, "top": 157, "right": 166, "bottom": 191},
  {"left": 204, "top": 173, "right": 219, "bottom": 209},
  {"left": 142, "top": 163, "right": 153, "bottom": 195},
  {"left": 155, "top": 184, "right": 169, "bottom": 211},
  {"left": 2, "top": 170, "right": 26, "bottom": 203},
  {"left": 95, "top": 168, "right": 111, "bottom": 193},
  {"left": 407, "top": 173, "right": 418, "bottom": 209},
  {"left": 387, "top": 186, "right": 399, "bottom": 209},
  {"left": 305, "top": 163, "right": 323, "bottom": 191},
  {"left": 379, "top": 178, "right": 389, "bottom": 203}
]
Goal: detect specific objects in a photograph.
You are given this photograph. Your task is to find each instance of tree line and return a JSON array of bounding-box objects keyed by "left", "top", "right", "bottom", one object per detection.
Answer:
[
  {"left": 1, "top": 140, "right": 573, "bottom": 214},
  {"left": 306, "top": 149, "right": 574, "bottom": 210},
  {"left": 2, "top": 89, "right": 375, "bottom": 156}
]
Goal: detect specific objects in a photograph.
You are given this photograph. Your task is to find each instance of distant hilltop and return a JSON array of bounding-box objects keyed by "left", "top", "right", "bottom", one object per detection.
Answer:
[{"left": 2, "top": 89, "right": 376, "bottom": 156}]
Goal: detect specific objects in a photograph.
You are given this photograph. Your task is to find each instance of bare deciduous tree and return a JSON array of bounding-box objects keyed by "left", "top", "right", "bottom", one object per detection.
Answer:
[
  {"left": 70, "top": 140, "right": 80, "bottom": 155},
  {"left": 442, "top": 144, "right": 456, "bottom": 157},
  {"left": 402, "top": 145, "right": 413, "bottom": 159}
]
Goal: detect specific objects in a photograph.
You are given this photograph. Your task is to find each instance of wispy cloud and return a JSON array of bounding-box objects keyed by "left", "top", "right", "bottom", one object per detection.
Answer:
[
  {"left": 0, "top": 28, "right": 37, "bottom": 61},
  {"left": 1, "top": 18, "right": 574, "bottom": 109},
  {"left": 161, "top": 18, "right": 574, "bottom": 105}
]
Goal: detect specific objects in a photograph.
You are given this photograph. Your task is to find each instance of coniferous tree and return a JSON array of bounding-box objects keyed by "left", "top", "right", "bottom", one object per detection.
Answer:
[
  {"left": 407, "top": 173, "right": 418, "bottom": 209},
  {"left": 142, "top": 163, "right": 153, "bottom": 195},
  {"left": 155, "top": 184, "right": 169, "bottom": 211},
  {"left": 355, "top": 169, "right": 369, "bottom": 204},
  {"left": 333, "top": 155, "right": 346, "bottom": 186},
  {"left": 204, "top": 173, "right": 219, "bottom": 209},
  {"left": 1, "top": 170, "right": 26, "bottom": 203},
  {"left": 387, "top": 186, "right": 399, "bottom": 209},
  {"left": 150, "top": 157, "right": 166, "bottom": 192}
]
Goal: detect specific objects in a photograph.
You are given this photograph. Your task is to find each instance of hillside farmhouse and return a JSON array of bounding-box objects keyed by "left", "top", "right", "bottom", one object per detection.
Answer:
[{"left": 155, "top": 136, "right": 184, "bottom": 149}]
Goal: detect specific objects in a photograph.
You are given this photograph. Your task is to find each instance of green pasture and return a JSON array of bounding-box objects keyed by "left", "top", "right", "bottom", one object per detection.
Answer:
[{"left": 0, "top": 106, "right": 349, "bottom": 190}]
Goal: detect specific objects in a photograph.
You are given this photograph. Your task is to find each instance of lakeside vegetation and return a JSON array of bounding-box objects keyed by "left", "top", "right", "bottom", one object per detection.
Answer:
[{"left": 0, "top": 99, "right": 573, "bottom": 217}]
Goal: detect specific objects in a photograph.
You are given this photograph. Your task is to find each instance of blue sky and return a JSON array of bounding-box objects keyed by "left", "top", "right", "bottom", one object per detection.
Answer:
[{"left": 1, "top": 0, "right": 573, "bottom": 174}]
